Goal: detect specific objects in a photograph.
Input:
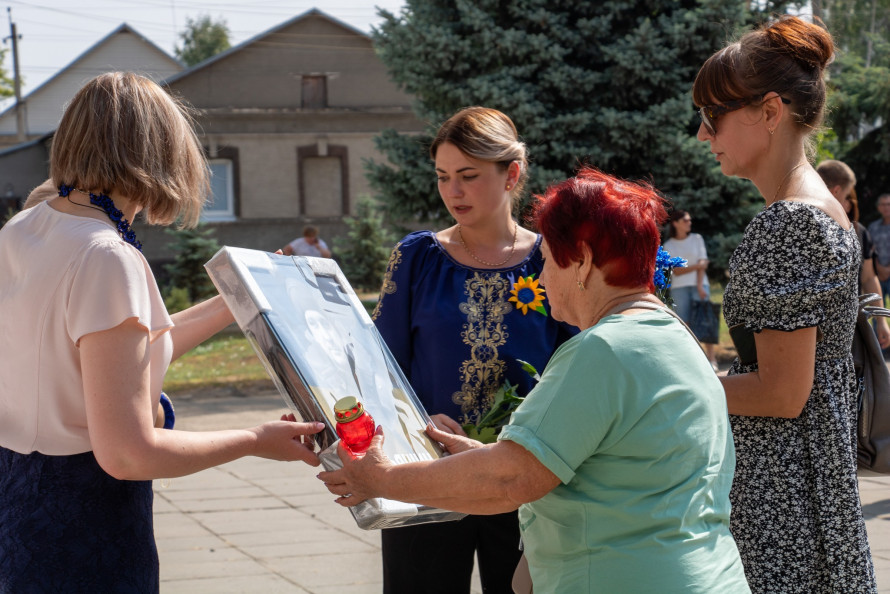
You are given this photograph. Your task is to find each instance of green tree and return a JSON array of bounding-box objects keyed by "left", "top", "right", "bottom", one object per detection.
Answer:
[
  {"left": 367, "top": 0, "right": 775, "bottom": 272},
  {"left": 816, "top": 0, "right": 890, "bottom": 219},
  {"left": 0, "top": 49, "right": 14, "bottom": 98},
  {"left": 163, "top": 225, "right": 221, "bottom": 304},
  {"left": 334, "top": 198, "right": 396, "bottom": 292},
  {"left": 175, "top": 15, "right": 231, "bottom": 67}
]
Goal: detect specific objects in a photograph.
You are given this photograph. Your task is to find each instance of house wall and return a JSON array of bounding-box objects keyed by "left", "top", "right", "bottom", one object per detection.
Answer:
[
  {"left": 170, "top": 13, "right": 413, "bottom": 110},
  {"left": 0, "top": 139, "right": 51, "bottom": 208},
  {"left": 0, "top": 29, "right": 182, "bottom": 144}
]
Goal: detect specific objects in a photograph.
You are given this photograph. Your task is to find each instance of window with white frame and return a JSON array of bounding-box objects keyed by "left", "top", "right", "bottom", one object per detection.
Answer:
[{"left": 203, "top": 159, "right": 235, "bottom": 221}]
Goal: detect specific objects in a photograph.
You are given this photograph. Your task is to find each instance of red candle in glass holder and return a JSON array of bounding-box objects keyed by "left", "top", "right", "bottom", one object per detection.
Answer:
[{"left": 334, "top": 396, "right": 376, "bottom": 453}]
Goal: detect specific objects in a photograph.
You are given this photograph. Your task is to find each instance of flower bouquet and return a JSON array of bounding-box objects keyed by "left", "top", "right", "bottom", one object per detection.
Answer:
[
  {"left": 653, "top": 245, "right": 687, "bottom": 306},
  {"left": 462, "top": 360, "right": 540, "bottom": 444}
]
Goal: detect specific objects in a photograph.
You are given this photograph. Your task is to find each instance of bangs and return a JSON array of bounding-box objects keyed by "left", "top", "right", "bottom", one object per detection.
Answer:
[{"left": 692, "top": 45, "right": 750, "bottom": 107}]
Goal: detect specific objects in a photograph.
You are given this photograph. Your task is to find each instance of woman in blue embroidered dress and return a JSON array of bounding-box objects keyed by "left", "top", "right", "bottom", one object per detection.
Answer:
[
  {"left": 0, "top": 73, "right": 323, "bottom": 593},
  {"left": 371, "top": 106, "right": 576, "bottom": 593}
]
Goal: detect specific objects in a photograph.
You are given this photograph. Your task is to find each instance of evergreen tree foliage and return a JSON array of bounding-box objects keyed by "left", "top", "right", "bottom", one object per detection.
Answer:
[
  {"left": 175, "top": 15, "right": 232, "bottom": 66},
  {"left": 367, "top": 0, "right": 770, "bottom": 272},
  {"left": 334, "top": 198, "right": 396, "bottom": 292},
  {"left": 163, "top": 225, "right": 221, "bottom": 303}
]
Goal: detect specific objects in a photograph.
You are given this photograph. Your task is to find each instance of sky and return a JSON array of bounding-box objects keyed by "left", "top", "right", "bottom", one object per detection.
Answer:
[{"left": 1, "top": 0, "right": 407, "bottom": 106}]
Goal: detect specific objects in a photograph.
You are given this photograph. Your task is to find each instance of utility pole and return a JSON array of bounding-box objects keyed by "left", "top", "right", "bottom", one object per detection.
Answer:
[{"left": 4, "top": 8, "right": 26, "bottom": 142}]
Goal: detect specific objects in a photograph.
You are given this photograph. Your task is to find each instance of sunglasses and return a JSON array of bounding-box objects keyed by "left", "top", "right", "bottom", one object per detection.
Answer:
[{"left": 698, "top": 94, "right": 791, "bottom": 136}]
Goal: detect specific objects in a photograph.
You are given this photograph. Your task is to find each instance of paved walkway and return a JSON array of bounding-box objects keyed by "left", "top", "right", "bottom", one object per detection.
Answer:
[{"left": 155, "top": 392, "right": 890, "bottom": 593}]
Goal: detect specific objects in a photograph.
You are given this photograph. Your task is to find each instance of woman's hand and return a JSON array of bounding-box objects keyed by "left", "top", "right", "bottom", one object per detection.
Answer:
[
  {"left": 429, "top": 413, "right": 467, "bottom": 436},
  {"left": 876, "top": 317, "right": 890, "bottom": 350},
  {"left": 426, "top": 424, "right": 482, "bottom": 455},
  {"left": 318, "top": 427, "right": 392, "bottom": 506},
  {"left": 248, "top": 418, "right": 325, "bottom": 466}
]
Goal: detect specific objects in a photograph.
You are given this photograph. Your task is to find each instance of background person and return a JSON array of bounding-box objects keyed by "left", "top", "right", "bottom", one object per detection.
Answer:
[
  {"left": 816, "top": 159, "right": 890, "bottom": 347},
  {"left": 868, "top": 193, "right": 890, "bottom": 303},
  {"left": 693, "top": 16, "right": 876, "bottom": 592},
  {"left": 282, "top": 225, "right": 332, "bottom": 258},
  {"left": 0, "top": 73, "right": 323, "bottom": 592},
  {"left": 663, "top": 209, "right": 719, "bottom": 369},
  {"left": 320, "top": 167, "right": 750, "bottom": 594},
  {"left": 370, "top": 106, "right": 575, "bottom": 594}
]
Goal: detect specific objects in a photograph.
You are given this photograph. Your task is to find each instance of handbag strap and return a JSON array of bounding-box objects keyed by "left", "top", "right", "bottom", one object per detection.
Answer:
[
  {"left": 603, "top": 297, "right": 706, "bottom": 355},
  {"left": 861, "top": 293, "right": 890, "bottom": 319}
]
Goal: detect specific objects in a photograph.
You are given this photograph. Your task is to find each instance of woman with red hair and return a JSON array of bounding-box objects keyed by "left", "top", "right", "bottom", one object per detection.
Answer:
[{"left": 319, "top": 168, "right": 749, "bottom": 593}]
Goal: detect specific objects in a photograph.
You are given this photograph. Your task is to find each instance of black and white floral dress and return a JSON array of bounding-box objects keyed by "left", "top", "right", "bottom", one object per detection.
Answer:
[{"left": 723, "top": 201, "right": 876, "bottom": 593}]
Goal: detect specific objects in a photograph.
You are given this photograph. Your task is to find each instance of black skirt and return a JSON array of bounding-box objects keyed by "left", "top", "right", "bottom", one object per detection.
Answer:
[{"left": 0, "top": 447, "right": 158, "bottom": 593}]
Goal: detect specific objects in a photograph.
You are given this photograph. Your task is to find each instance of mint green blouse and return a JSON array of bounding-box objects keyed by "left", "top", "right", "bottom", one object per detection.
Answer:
[{"left": 500, "top": 310, "right": 750, "bottom": 593}]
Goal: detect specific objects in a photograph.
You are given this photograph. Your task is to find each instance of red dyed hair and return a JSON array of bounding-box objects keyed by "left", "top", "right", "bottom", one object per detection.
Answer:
[{"left": 532, "top": 167, "right": 668, "bottom": 290}]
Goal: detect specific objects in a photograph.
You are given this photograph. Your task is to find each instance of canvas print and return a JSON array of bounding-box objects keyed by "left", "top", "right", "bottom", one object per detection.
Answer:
[{"left": 205, "top": 247, "right": 465, "bottom": 529}]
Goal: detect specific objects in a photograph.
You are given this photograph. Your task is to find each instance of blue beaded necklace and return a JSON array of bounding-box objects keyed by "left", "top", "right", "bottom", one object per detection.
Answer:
[{"left": 58, "top": 184, "right": 143, "bottom": 252}]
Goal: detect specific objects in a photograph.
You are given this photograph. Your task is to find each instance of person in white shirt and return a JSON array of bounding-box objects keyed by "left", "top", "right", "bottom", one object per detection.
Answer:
[
  {"left": 283, "top": 225, "right": 332, "bottom": 258},
  {"left": 663, "top": 210, "right": 718, "bottom": 369}
]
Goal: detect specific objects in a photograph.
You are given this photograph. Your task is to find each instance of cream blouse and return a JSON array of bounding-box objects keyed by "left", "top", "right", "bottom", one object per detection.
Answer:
[{"left": 0, "top": 202, "right": 173, "bottom": 455}]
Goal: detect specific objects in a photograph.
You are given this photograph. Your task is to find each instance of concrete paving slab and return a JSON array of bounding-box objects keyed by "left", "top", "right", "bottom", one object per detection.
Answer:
[
  {"left": 162, "top": 575, "right": 310, "bottom": 594},
  {"left": 158, "top": 390, "right": 889, "bottom": 593}
]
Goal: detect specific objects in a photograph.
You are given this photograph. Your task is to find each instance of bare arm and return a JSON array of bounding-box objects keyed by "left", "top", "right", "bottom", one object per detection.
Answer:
[
  {"left": 876, "top": 259, "right": 890, "bottom": 283},
  {"left": 719, "top": 326, "right": 817, "bottom": 417},
  {"left": 861, "top": 257, "right": 890, "bottom": 348},
  {"left": 318, "top": 427, "right": 561, "bottom": 515},
  {"left": 168, "top": 295, "right": 235, "bottom": 361},
  {"left": 672, "top": 262, "right": 706, "bottom": 276},
  {"left": 81, "top": 319, "right": 323, "bottom": 480}
]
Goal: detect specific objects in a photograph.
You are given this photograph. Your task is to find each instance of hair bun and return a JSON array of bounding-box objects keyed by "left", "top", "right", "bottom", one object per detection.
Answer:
[{"left": 764, "top": 15, "right": 834, "bottom": 71}]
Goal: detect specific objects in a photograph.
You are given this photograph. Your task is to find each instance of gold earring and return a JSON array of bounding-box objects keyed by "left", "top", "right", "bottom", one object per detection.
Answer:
[
  {"left": 506, "top": 185, "right": 512, "bottom": 190},
  {"left": 577, "top": 280, "right": 585, "bottom": 290}
]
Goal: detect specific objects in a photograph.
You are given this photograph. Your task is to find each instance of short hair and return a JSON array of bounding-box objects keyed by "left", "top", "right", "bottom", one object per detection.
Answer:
[
  {"left": 879, "top": 194, "right": 890, "bottom": 205},
  {"left": 302, "top": 225, "right": 319, "bottom": 237},
  {"left": 668, "top": 209, "right": 690, "bottom": 239},
  {"left": 532, "top": 167, "right": 668, "bottom": 290},
  {"left": 430, "top": 107, "right": 529, "bottom": 204},
  {"left": 816, "top": 160, "right": 858, "bottom": 220},
  {"left": 50, "top": 72, "right": 209, "bottom": 227},
  {"left": 693, "top": 16, "right": 834, "bottom": 137}
]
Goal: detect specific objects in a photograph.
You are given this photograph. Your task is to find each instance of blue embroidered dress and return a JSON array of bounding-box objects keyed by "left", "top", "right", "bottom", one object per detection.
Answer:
[
  {"left": 373, "top": 230, "right": 575, "bottom": 593},
  {"left": 373, "top": 230, "right": 575, "bottom": 425}
]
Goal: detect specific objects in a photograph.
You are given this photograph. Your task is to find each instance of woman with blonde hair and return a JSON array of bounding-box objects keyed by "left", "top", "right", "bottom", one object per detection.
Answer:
[
  {"left": 371, "top": 106, "right": 575, "bottom": 593},
  {"left": 694, "top": 16, "right": 876, "bottom": 592},
  {"left": 0, "top": 73, "right": 323, "bottom": 591}
]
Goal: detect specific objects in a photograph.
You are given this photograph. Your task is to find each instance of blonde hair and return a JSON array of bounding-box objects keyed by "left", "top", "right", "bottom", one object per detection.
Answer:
[
  {"left": 50, "top": 72, "right": 209, "bottom": 227},
  {"left": 430, "top": 107, "right": 529, "bottom": 204}
]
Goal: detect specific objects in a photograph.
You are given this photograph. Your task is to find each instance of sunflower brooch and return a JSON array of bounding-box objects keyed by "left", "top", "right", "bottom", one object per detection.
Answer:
[{"left": 509, "top": 274, "right": 547, "bottom": 316}]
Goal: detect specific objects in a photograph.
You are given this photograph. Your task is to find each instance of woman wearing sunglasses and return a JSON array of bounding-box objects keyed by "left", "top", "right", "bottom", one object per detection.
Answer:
[{"left": 693, "top": 15, "right": 876, "bottom": 594}]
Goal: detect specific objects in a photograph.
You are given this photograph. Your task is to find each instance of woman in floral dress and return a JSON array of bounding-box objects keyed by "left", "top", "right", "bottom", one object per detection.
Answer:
[{"left": 693, "top": 16, "right": 876, "bottom": 593}]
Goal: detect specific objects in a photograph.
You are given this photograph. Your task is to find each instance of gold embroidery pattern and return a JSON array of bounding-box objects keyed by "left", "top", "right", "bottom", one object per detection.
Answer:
[
  {"left": 371, "top": 242, "right": 403, "bottom": 321},
  {"left": 452, "top": 272, "right": 514, "bottom": 424}
]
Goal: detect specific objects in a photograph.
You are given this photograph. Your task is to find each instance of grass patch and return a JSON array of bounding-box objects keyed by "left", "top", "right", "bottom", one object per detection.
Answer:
[{"left": 163, "top": 334, "right": 272, "bottom": 394}]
